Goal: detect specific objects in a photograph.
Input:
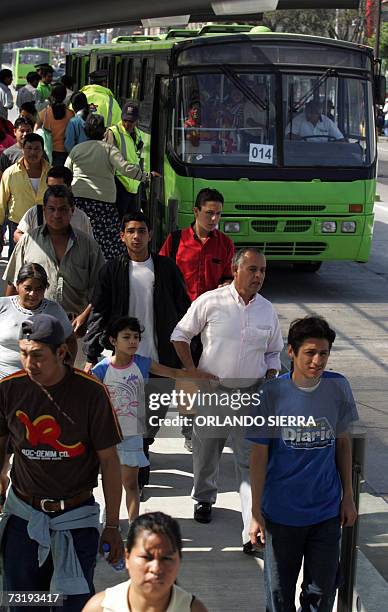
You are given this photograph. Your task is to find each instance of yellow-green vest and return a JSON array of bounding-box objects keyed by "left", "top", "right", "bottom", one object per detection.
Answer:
[
  {"left": 109, "top": 122, "right": 143, "bottom": 194},
  {"left": 80, "top": 84, "right": 121, "bottom": 127}
]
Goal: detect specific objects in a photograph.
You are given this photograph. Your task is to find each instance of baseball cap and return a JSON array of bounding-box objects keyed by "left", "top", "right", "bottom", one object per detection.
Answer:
[
  {"left": 89, "top": 69, "right": 108, "bottom": 83},
  {"left": 19, "top": 314, "right": 65, "bottom": 345},
  {"left": 121, "top": 102, "right": 139, "bottom": 121}
]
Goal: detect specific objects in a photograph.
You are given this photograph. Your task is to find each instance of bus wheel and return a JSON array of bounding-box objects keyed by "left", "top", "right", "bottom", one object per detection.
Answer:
[{"left": 293, "top": 262, "right": 322, "bottom": 273}]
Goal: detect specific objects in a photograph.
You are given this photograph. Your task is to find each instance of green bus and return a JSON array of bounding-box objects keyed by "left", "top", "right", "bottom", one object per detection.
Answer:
[
  {"left": 12, "top": 47, "right": 52, "bottom": 88},
  {"left": 67, "top": 25, "right": 383, "bottom": 271}
]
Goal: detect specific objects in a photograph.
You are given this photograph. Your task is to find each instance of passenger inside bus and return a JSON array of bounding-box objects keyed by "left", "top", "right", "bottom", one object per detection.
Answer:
[
  {"left": 243, "top": 82, "right": 275, "bottom": 141},
  {"left": 285, "top": 100, "right": 345, "bottom": 142}
]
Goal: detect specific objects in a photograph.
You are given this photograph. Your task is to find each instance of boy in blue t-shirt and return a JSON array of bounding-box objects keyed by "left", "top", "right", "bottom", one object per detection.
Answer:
[{"left": 248, "top": 316, "right": 358, "bottom": 612}]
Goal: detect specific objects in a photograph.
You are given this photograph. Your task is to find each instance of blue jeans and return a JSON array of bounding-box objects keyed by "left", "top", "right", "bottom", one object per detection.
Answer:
[
  {"left": 2, "top": 510, "right": 99, "bottom": 612},
  {"left": 264, "top": 516, "right": 341, "bottom": 612}
]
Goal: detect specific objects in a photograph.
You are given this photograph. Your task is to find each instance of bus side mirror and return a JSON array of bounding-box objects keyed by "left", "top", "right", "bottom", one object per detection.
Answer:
[{"left": 374, "top": 75, "right": 386, "bottom": 106}]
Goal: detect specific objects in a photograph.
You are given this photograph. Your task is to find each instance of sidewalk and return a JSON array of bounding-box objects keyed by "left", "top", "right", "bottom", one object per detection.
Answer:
[
  {"left": 93, "top": 433, "right": 265, "bottom": 610},
  {"left": 93, "top": 431, "right": 388, "bottom": 611}
]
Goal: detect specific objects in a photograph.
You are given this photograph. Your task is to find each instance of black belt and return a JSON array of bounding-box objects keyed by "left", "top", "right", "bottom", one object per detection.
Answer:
[{"left": 14, "top": 487, "right": 93, "bottom": 513}]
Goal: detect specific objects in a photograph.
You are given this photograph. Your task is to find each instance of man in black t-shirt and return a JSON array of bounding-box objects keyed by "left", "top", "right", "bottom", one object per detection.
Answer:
[{"left": 0, "top": 314, "right": 123, "bottom": 612}]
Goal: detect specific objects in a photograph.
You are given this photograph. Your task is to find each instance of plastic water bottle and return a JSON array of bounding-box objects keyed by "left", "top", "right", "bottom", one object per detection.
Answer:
[{"left": 102, "top": 543, "right": 125, "bottom": 571}]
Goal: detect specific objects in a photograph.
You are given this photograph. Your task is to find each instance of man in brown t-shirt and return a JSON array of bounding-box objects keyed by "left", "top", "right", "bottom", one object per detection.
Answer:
[{"left": 0, "top": 314, "right": 123, "bottom": 612}]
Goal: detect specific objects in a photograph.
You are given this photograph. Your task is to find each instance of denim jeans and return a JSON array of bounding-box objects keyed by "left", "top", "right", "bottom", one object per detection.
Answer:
[
  {"left": 2, "top": 511, "right": 99, "bottom": 612},
  {"left": 264, "top": 516, "right": 341, "bottom": 612}
]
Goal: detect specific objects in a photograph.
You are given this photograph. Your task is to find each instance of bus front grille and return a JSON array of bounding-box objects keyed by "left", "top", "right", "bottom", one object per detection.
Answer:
[
  {"left": 251, "top": 220, "right": 278, "bottom": 232},
  {"left": 235, "top": 204, "right": 326, "bottom": 212},
  {"left": 284, "top": 220, "right": 312, "bottom": 232},
  {"left": 255, "top": 242, "right": 327, "bottom": 256}
]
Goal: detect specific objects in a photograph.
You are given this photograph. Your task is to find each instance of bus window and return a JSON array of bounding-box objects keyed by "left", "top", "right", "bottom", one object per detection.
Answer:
[
  {"left": 138, "top": 57, "right": 155, "bottom": 127},
  {"left": 172, "top": 72, "right": 276, "bottom": 165},
  {"left": 130, "top": 58, "right": 141, "bottom": 100},
  {"left": 118, "top": 57, "right": 132, "bottom": 104},
  {"left": 283, "top": 73, "right": 374, "bottom": 167},
  {"left": 108, "top": 56, "right": 116, "bottom": 92}
]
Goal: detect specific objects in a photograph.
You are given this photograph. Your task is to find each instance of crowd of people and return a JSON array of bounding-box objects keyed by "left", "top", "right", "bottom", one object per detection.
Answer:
[{"left": 0, "top": 64, "right": 359, "bottom": 612}]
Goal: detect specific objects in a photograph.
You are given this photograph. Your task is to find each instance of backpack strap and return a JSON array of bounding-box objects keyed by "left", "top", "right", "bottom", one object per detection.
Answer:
[
  {"left": 170, "top": 229, "right": 182, "bottom": 262},
  {"left": 37, "top": 204, "right": 44, "bottom": 226}
]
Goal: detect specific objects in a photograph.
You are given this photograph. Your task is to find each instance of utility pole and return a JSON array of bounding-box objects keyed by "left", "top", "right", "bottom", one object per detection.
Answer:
[{"left": 375, "top": 0, "right": 382, "bottom": 58}]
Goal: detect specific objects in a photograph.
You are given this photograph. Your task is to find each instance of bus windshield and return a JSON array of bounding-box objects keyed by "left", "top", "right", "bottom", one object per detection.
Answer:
[
  {"left": 172, "top": 71, "right": 374, "bottom": 168},
  {"left": 17, "top": 50, "right": 51, "bottom": 65}
]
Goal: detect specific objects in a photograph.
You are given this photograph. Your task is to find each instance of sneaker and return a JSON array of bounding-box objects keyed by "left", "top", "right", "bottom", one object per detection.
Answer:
[
  {"left": 194, "top": 502, "right": 212, "bottom": 523},
  {"left": 184, "top": 438, "right": 193, "bottom": 452}
]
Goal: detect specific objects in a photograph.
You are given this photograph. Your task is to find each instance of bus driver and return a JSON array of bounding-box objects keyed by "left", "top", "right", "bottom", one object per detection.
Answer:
[{"left": 285, "top": 100, "right": 345, "bottom": 142}]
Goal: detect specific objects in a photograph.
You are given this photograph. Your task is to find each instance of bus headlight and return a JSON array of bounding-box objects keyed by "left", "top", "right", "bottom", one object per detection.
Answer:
[
  {"left": 341, "top": 221, "right": 356, "bottom": 233},
  {"left": 224, "top": 222, "right": 240, "bottom": 233},
  {"left": 320, "top": 221, "right": 337, "bottom": 233}
]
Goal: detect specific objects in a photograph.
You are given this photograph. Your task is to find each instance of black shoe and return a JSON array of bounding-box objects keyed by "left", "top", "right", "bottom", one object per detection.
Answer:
[
  {"left": 184, "top": 438, "right": 193, "bottom": 452},
  {"left": 194, "top": 502, "right": 212, "bottom": 523},
  {"left": 243, "top": 541, "right": 263, "bottom": 556}
]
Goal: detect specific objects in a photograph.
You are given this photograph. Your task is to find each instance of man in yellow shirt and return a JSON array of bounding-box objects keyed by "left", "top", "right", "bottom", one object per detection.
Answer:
[
  {"left": 0, "top": 133, "right": 50, "bottom": 257},
  {"left": 105, "top": 102, "right": 144, "bottom": 218}
]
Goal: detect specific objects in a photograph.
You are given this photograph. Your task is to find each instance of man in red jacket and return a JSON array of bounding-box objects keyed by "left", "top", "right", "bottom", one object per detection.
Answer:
[
  {"left": 160, "top": 188, "right": 234, "bottom": 449},
  {"left": 160, "top": 188, "right": 234, "bottom": 303}
]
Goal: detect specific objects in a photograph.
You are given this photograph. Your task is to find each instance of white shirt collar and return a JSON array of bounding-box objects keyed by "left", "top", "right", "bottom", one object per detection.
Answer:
[{"left": 229, "top": 281, "right": 258, "bottom": 306}]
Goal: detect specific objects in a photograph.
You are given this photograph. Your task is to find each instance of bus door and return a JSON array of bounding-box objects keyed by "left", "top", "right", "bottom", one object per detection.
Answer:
[{"left": 149, "top": 76, "right": 170, "bottom": 249}]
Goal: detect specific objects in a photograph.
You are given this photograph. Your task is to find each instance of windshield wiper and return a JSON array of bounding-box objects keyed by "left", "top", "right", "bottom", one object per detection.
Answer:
[
  {"left": 220, "top": 65, "right": 267, "bottom": 111},
  {"left": 291, "top": 68, "right": 337, "bottom": 113}
]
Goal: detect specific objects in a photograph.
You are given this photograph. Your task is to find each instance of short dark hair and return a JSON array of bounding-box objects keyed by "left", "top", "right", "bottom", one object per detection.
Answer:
[
  {"left": 121, "top": 211, "right": 151, "bottom": 232},
  {"left": 22, "top": 132, "right": 44, "bottom": 149},
  {"left": 20, "top": 101, "right": 37, "bottom": 115},
  {"left": 43, "top": 185, "right": 74, "bottom": 208},
  {"left": 41, "top": 66, "right": 54, "bottom": 77},
  {"left": 288, "top": 316, "right": 336, "bottom": 356},
  {"left": 0, "top": 69, "right": 12, "bottom": 83},
  {"left": 14, "top": 116, "right": 34, "bottom": 130},
  {"left": 84, "top": 114, "right": 105, "bottom": 140},
  {"left": 16, "top": 263, "right": 48, "bottom": 289},
  {"left": 60, "top": 74, "right": 74, "bottom": 89},
  {"left": 126, "top": 512, "right": 183, "bottom": 558},
  {"left": 47, "top": 166, "right": 73, "bottom": 188},
  {"left": 305, "top": 100, "right": 321, "bottom": 114},
  {"left": 26, "top": 71, "right": 40, "bottom": 85},
  {"left": 70, "top": 91, "right": 88, "bottom": 114},
  {"left": 195, "top": 188, "right": 224, "bottom": 209},
  {"left": 102, "top": 316, "right": 143, "bottom": 351}
]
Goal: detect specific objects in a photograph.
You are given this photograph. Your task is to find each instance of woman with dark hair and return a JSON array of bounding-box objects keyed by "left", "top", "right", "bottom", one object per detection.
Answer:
[
  {"left": 64, "top": 91, "right": 90, "bottom": 152},
  {"left": 65, "top": 114, "right": 158, "bottom": 259},
  {"left": 35, "top": 83, "right": 74, "bottom": 165},
  {"left": 82, "top": 512, "right": 208, "bottom": 612},
  {"left": 0, "top": 262, "right": 77, "bottom": 378}
]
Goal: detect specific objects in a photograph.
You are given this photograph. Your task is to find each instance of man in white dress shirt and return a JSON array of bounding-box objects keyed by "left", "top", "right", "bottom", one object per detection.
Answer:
[
  {"left": 171, "top": 247, "right": 283, "bottom": 552},
  {"left": 285, "top": 100, "right": 344, "bottom": 142}
]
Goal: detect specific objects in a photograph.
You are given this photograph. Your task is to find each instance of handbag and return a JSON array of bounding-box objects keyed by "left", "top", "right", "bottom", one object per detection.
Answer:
[{"left": 35, "top": 109, "right": 53, "bottom": 163}]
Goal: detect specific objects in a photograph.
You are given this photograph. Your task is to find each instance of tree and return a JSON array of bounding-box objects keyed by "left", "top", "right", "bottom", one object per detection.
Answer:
[{"left": 261, "top": 5, "right": 367, "bottom": 43}]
